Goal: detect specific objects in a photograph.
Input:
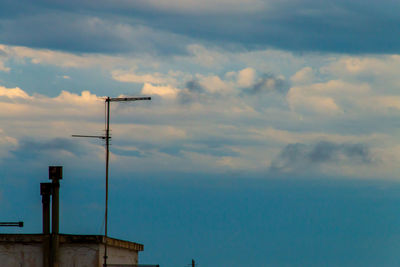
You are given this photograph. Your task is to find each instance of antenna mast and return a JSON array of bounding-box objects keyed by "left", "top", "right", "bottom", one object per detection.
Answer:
[{"left": 73, "top": 96, "right": 151, "bottom": 267}]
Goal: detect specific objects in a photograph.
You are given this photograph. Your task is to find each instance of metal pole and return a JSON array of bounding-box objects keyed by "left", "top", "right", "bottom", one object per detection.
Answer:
[
  {"left": 40, "top": 183, "right": 52, "bottom": 234},
  {"left": 41, "top": 183, "right": 52, "bottom": 267},
  {"left": 49, "top": 166, "right": 62, "bottom": 267},
  {"left": 104, "top": 97, "right": 110, "bottom": 267},
  {"left": 72, "top": 96, "right": 151, "bottom": 267},
  {"left": 51, "top": 182, "right": 59, "bottom": 267}
]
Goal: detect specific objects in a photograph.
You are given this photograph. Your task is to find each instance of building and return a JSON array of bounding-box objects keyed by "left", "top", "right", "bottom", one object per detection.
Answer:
[
  {"left": 0, "top": 234, "right": 143, "bottom": 266},
  {"left": 0, "top": 166, "right": 150, "bottom": 267}
]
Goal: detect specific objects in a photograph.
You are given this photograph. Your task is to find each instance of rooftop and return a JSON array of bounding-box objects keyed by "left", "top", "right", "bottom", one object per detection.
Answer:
[{"left": 0, "top": 234, "right": 144, "bottom": 251}]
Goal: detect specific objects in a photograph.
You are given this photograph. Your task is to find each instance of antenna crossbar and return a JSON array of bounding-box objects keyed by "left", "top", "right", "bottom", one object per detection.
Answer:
[
  {"left": 72, "top": 135, "right": 108, "bottom": 139},
  {"left": 107, "top": 97, "right": 151, "bottom": 102},
  {"left": 0, "top": 222, "right": 24, "bottom": 227}
]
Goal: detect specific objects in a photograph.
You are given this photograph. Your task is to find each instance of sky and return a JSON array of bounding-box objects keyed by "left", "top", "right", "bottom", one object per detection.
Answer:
[{"left": 1, "top": 0, "right": 400, "bottom": 266}]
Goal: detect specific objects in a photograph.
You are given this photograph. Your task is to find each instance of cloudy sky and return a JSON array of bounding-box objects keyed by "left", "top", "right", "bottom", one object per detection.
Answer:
[{"left": 1, "top": 0, "right": 400, "bottom": 266}]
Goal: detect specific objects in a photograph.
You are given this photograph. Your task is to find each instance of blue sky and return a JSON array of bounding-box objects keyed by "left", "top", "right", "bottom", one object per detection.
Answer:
[{"left": 1, "top": 0, "right": 400, "bottom": 266}]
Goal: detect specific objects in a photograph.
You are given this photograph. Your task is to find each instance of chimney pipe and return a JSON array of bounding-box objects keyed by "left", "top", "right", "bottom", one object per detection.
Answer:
[
  {"left": 40, "top": 183, "right": 52, "bottom": 234},
  {"left": 49, "top": 166, "right": 62, "bottom": 267},
  {"left": 40, "top": 182, "right": 52, "bottom": 267}
]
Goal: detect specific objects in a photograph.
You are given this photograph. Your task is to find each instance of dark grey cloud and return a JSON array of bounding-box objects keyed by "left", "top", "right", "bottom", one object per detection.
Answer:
[
  {"left": 185, "top": 80, "right": 204, "bottom": 93},
  {"left": 0, "top": 11, "right": 188, "bottom": 55},
  {"left": 1, "top": 0, "right": 400, "bottom": 54},
  {"left": 178, "top": 80, "right": 207, "bottom": 104},
  {"left": 11, "top": 138, "right": 85, "bottom": 160},
  {"left": 243, "top": 74, "right": 290, "bottom": 95},
  {"left": 270, "top": 141, "right": 374, "bottom": 172}
]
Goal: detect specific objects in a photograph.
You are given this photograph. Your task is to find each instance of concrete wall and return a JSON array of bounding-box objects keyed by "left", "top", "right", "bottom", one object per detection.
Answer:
[
  {"left": 60, "top": 244, "right": 99, "bottom": 267},
  {"left": 0, "top": 243, "right": 43, "bottom": 267},
  {"left": 0, "top": 242, "right": 139, "bottom": 267},
  {"left": 99, "top": 244, "right": 139, "bottom": 266}
]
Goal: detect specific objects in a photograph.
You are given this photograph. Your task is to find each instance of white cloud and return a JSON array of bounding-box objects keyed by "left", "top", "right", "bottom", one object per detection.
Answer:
[
  {"left": 0, "top": 81, "right": 397, "bottom": 178},
  {"left": 0, "top": 61, "right": 10, "bottom": 72},
  {"left": 10, "top": 46, "right": 100, "bottom": 68},
  {"left": 0, "top": 86, "right": 103, "bottom": 123},
  {"left": 0, "top": 44, "right": 153, "bottom": 70},
  {"left": 237, "top": 67, "right": 256, "bottom": 88},
  {"left": 287, "top": 80, "right": 374, "bottom": 116},
  {"left": 320, "top": 55, "right": 400, "bottom": 95},
  {"left": 141, "top": 83, "right": 179, "bottom": 98},
  {"left": 54, "top": 90, "right": 102, "bottom": 105},
  {"left": 0, "top": 86, "right": 31, "bottom": 99},
  {"left": 321, "top": 56, "right": 400, "bottom": 77},
  {"left": 185, "top": 44, "right": 228, "bottom": 67},
  {"left": 0, "top": 128, "right": 18, "bottom": 160},
  {"left": 290, "top": 67, "right": 314, "bottom": 84},
  {"left": 373, "top": 96, "right": 400, "bottom": 111},
  {"left": 197, "top": 74, "right": 233, "bottom": 94},
  {"left": 0, "top": 45, "right": 10, "bottom": 72},
  {"left": 1, "top": 45, "right": 400, "bottom": 178},
  {"left": 112, "top": 68, "right": 177, "bottom": 85},
  {"left": 288, "top": 93, "right": 341, "bottom": 115}
]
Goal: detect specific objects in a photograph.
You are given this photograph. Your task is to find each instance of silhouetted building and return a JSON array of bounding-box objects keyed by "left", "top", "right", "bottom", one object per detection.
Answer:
[
  {"left": 0, "top": 166, "right": 145, "bottom": 267},
  {"left": 0, "top": 234, "right": 143, "bottom": 266}
]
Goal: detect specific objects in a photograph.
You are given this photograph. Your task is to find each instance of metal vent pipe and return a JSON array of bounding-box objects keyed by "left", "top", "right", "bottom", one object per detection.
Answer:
[
  {"left": 40, "top": 183, "right": 52, "bottom": 234},
  {"left": 40, "top": 182, "right": 52, "bottom": 267},
  {"left": 49, "top": 166, "right": 62, "bottom": 267}
]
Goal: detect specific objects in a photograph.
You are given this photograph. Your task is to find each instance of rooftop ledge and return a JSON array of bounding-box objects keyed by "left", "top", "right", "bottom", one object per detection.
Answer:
[{"left": 0, "top": 234, "right": 144, "bottom": 251}]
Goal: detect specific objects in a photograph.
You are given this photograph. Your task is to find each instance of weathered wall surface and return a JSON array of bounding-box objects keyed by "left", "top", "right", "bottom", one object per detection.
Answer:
[
  {"left": 0, "top": 235, "right": 140, "bottom": 267},
  {"left": 0, "top": 243, "right": 42, "bottom": 267},
  {"left": 59, "top": 244, "right": 99, "bottom": 267},
  {"left": 99, "top": 244, "right": 139, "bottom": 266}
]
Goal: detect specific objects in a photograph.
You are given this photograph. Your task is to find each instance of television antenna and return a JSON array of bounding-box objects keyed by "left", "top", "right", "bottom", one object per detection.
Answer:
[
  {"left": 0, "top": 222, "right": 23, "bottom": 227},
  {"left": 73, "top": 96, "right": 151, "bottom": 267}
]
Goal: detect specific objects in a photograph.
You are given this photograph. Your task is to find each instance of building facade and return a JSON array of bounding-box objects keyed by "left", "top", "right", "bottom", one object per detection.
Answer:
[{"left": 0, "top": 234, "right": 143, "bottom": 267}]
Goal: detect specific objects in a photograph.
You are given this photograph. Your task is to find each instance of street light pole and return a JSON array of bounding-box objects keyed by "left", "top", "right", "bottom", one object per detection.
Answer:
[{"left": 73, "top": 96, "right": 151, "bottom": 267}]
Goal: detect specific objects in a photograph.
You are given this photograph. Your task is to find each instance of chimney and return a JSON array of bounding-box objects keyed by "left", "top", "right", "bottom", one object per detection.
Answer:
[
  {"left": 40, "top": 183, "right": 52, "bottom": 234},
  {"left": 40, "top": 182, "right": 52, "bottom": 267},
  {"left": 49, "top": 166, "right": 62, "bottom": 267}
]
